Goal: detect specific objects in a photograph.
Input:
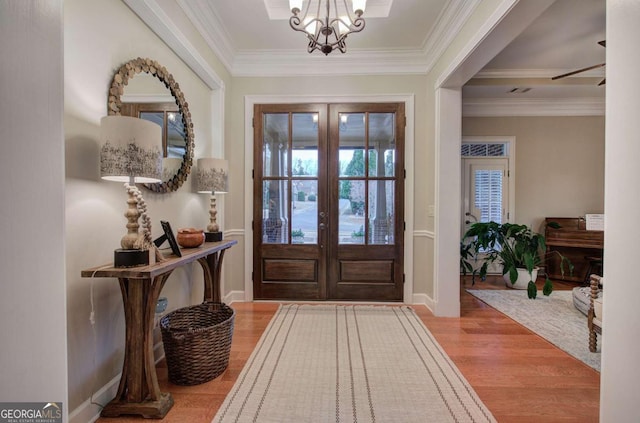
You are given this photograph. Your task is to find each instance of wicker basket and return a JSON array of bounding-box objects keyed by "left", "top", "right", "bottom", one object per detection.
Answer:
[{"left": 160, "top": 302, "right": 235, "bottom": 385}]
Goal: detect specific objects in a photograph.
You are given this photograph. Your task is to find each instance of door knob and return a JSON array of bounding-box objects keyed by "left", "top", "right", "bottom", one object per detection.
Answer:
[{"left": 319, "top": 223, "right": 327, "bottom": 230}]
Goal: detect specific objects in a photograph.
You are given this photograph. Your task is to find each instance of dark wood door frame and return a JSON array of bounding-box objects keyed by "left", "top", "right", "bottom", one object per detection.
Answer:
[{"left": 252, "top": 102, "right": 406, "bottom": 302}]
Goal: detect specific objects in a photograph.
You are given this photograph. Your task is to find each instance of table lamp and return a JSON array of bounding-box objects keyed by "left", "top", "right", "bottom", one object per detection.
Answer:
[
  {"left": 196, "top": 158, "right": 229, "bottom": 242},
  {"left": 100, "top": 115, "right": 163, "bottom": 267}
]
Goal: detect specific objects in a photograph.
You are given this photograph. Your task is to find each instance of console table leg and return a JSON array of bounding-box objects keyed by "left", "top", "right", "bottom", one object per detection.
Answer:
[
  {"left": 101, "top": 276, "right": 174, "bottom": 418},
  {"left": 80, "top": 240, "right": 238, "bottom": 418},
  {"left": 199, "top": 249, "right": 227, "bottom": 303}
]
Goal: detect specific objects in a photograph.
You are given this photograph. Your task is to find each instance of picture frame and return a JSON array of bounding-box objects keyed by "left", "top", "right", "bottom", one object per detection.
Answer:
[{"left": 153, "top": 220, "right": 182, "bottom": 257}]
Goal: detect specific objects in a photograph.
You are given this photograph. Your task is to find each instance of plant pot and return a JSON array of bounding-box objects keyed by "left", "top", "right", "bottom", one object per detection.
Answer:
[{"left": 503, "top": 267, "right": 539, "bottom": 289}]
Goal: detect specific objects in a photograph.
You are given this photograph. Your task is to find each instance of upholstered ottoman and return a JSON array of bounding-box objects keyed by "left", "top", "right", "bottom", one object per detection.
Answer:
[{"left": 573, "top": 285, "right": 601, "bottom": 316}]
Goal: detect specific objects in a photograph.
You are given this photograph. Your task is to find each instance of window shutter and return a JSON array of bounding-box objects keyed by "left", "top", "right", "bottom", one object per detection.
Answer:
[{"left": 474, "top": 169, "right": 503, "bottom": 223}]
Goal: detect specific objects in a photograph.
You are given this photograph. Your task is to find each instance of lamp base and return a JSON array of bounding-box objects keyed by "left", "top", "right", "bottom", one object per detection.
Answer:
[
  {"left": 114, "top": 249, "right": 149, "bottom": 268},
  {"left": 205, "top": 231, "right": 223, "bottom": 242}
]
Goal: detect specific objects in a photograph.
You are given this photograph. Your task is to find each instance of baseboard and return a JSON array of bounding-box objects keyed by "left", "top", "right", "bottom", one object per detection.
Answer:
[
  {"left": 223, "top": 290, "right": 432, "bottom": 310},
  {"left": 412, "top": 293, "right": 435, "bottom": 313},
  {"left": 68, "top": 374, "right": 120, "bottom": 423},
  {"left": 224, "top": 290, "right": 245, "bottom": 304},
  {"left": 69, "top": 342, "right": 166, "bottom": 423}
]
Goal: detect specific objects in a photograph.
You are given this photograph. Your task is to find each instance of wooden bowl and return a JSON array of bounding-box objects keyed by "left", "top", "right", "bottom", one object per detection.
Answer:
[{"left": 176, "top": 228, "right": 205, "bottom": 248}]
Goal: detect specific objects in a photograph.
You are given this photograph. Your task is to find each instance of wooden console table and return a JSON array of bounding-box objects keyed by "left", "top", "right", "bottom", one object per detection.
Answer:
[{"left": 81, "top": 239, "right": 237, "bottom": 419}]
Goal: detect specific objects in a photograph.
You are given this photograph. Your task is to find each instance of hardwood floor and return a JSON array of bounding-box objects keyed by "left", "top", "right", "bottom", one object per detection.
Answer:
[{"left": 97, "top": 276, "right": 600, "bottom": 422}]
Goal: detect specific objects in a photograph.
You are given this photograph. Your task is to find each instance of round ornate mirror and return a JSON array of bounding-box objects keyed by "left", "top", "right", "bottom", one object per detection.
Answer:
[{"left": 107, "top": 57, "right": 194, "bottom": 193}]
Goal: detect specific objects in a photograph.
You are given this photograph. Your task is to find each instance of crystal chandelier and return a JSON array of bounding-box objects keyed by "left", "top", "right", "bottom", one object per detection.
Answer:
[{"left": 289, "top": 0, "right": 366, "bottom": 55}]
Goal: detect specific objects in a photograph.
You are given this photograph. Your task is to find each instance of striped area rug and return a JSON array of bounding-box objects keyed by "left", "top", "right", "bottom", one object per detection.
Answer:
[{"left": 213, "top": 304, "right": 495, "bottom": 423}]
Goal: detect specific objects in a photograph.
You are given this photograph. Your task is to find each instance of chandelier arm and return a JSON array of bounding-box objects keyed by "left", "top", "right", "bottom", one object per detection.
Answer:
[
  {"left": 289, "top": 0, "right": 366, "bottom": 55},
  {"left": 349, "top": 16, "right": 365, "bottom": 32},
  {"left": 289, "top": 14, "right": 302, "bottom": 31},
  {"left": 339, "top": 0, "right": 354, "bottom": 22},
  {"left": 316, "top": 0, "right": 322, "bottom": 22},
  {"left": 329, "top": 16, "right": 365, "bottom": 33}
]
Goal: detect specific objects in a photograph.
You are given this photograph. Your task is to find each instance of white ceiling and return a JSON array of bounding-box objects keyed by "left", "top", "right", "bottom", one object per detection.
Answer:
[{"left": 171, "top": 0, "right": 606, "bottom": 105}]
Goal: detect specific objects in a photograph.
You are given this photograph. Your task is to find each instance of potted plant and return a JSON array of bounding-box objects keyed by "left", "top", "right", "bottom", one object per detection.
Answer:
[
  {"left": 292, "top": 228, "right": 305, "bottom": 243},
  {"left": 351, "top": 225, "right": 365, "bottom": 242},
  {"left": 460, "top": 221, "right": 572, "bottom": 299}
]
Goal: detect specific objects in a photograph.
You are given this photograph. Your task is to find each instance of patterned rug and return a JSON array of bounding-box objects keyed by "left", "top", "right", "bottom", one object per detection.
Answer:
[
  {"left": 213, "top": 304, "right": 496, "bottom": 423},
  {"left": 466, "top": 289, "right": 601, "bottom": 371}
]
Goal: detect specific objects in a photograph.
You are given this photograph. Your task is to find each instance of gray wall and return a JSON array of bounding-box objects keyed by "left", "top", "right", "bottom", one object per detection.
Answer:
[
  {"left": 0, "top": 0, "right": 68, "bottom": 418},
  {"left": 463, "top": 116, "right": 605, "bottom": 231}
]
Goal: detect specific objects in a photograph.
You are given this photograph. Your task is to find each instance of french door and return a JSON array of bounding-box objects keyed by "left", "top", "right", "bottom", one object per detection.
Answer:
[
  {"left": 253, "top": 103, "right": 405, "bottom": 301},
  {"left": 461, "top": 157, "right": 510, "bottom": 274},
  {"left": 462, "top": 158, "right": 509, "bottom": 231}
]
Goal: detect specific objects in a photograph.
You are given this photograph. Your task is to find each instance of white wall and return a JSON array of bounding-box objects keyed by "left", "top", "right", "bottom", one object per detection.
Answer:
[
  {"left": 601, "top": 0, "right": 640, "bottom": 420},
  {"left": 0, "top": 0, "right": 68, "bottom": 418},
  {"left": 463, "top": 116, "right": 605, "bottom": 230},
  {"left": 64, "top": 0, "right": 229, "bottom": 417}
]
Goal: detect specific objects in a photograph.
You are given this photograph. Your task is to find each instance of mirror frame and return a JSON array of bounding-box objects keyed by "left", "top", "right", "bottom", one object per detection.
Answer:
[{"left": 108, "top": 57, "right": 194, "bottom": 193}]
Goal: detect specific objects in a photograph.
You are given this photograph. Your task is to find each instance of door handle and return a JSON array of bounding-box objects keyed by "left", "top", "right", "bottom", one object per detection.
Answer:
[
  {"left": 465, "top": 212, "right": 478, "bottom": 224},
  {"left": 319, "top": 223, "right": 327, "bottom": 230}
]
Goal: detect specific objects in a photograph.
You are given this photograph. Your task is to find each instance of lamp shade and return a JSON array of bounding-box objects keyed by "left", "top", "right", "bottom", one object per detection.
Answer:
[
  {"left": 196, "top": 158, "right": 229, "bottom": 193},
  {"left": 352, "top": 0, "right": 366, "bottom": 13},
  {"left": 100, "top": 115, "right": 163, "bottom": 183}
]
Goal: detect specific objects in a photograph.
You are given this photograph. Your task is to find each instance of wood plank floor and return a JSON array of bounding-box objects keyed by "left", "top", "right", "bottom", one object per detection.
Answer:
[{"left": 97, "top": 276, "right": 600, "bottom": 422}]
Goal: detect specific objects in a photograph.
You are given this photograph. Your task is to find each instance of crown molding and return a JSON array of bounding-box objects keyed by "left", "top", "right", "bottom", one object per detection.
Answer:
[
  {"left": 176, "top": 0, "right": 478, "bottom": 77},
  {"left": 176, "top": 0, "right": 235, "bottom": 74},
  {"left": 463, "top": 97, "right": 605, "bottom": 117},
  {"left": 122, "top": 0, "right": 224, "bottom": 90},
  {"left": 126, "top": 4, "right": 605, "bottom": 116},
  {"left": 231, "top": 48, "right": 431, "bottom": 77},
  {"left": 419, "top": 0, "right": 480, "bottom": 72}
]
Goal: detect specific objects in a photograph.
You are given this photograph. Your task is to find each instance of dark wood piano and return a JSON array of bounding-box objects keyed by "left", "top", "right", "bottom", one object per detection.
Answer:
[{"left": 544, "top": 217, "right": 603, "bottom": 283}]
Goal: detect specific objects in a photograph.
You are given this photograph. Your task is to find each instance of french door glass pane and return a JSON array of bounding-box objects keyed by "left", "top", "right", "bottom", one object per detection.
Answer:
[
  {"left": 339, "top": 113, "right": 366, "bottom": 177},
  {"left": 263, "top": 113, "right": 289, "bottom": 177},
  {"left": 292, "top": 113, "right": 319, "bottom": 176},
  {"left": 368, "top": 113, "right": 395, "bottom": 177},
  {"left": 339, "top": 180, "right": 365, "bottom": 244},
  {"left": 292, "top": 180, "right": 318, "bottom": 244},
  {"left": 262, "top": 180, "right": 289, "bottom": 244},
  {"left": 368, "top": 180, "right": 394, "bottom": 244}
]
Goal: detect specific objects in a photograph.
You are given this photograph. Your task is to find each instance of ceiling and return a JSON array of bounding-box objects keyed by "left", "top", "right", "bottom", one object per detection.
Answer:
[{"left": 170, "top": 0, "right": 605, "bottom": 108}]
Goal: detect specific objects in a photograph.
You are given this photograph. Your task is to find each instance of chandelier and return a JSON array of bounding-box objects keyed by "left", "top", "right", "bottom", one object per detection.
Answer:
[{"left": 289, "top": 0, "right": 366, "bottom": 55}]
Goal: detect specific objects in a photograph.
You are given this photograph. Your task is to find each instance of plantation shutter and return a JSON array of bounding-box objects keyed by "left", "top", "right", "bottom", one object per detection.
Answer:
[{"left": 474, "top": 169, "right": 503, "bottom": 223}]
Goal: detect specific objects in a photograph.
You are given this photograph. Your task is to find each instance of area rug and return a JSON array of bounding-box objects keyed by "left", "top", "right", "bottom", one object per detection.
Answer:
[
  {"left": 213, "top": 304, "right": 496, "bottom": 423},
  {"left": 466, "top": 289, "right": 601, "bottom": 371}
]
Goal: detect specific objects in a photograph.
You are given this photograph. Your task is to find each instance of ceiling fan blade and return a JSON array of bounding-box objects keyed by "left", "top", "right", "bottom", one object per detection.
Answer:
[
  {"left": 552, "top": 62, "right": 606, "bottom": 80},
  {"left": 598, "top": 78, "right": 606, "bottom": 86}
]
